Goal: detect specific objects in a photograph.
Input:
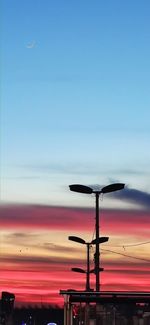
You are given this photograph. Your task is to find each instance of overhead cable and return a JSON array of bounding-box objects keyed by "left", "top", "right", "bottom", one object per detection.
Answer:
[{"left": 101, "top": 248, "right": 150, "bottom": 263}]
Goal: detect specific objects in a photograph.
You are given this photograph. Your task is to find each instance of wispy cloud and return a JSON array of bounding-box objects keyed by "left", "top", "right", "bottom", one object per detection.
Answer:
[
  {"left": 0, "top": 204, "right": 93, "bottom": 230},
  {"left": 5, "top": 162, "right": 149, "bottom": 178},
  {"left": 0, "top": 203, "right": 149, "bottom": 233}
]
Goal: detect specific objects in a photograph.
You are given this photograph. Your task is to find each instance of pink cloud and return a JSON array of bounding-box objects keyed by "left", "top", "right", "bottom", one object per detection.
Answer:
[{"left": 0, "top": 204, "right": 149, "bottom": 236}]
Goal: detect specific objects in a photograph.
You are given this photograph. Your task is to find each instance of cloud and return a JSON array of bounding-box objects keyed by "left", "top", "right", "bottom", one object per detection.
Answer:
[
  {"left": 0, "top": 254, "right": 84, "bottom": 267},
  {"left": 0, "top": 202, "right": 149, "bottom": 305},
  {"left": 15, "top": 162, "right": 105, "bottom": 176},
  {"left": 4, "top": 232, "right": 38, "bottom": 240},
  {"left": 43, "top": 242, "right": 80, "bottom": 254},
  {"left": 13, "top": 160, "right": 150, "bottom": 177},
  {"left": 0, "top": 204, "right": 149, "bottom": 235},
  {"left": 110, "top": 187, "right": 150, "bottom": 210},
  {"left": 0, "top": 204, "right": 93, "bottom": 230}
]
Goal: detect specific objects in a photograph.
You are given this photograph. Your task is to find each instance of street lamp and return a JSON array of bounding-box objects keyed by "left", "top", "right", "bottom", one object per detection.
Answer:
[
  {"left": 68, "top": 235, "right": 109, "bottom": 291},
  {"left": 69, "top": 183, "right": 125, "bottom": 291}
]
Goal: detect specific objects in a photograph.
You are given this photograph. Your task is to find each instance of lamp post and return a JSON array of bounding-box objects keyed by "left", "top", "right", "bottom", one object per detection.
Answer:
[
  {"left": 68, "top": 236, "right": 108, "bottom": 291},
  {"left": 69, "top": 183, "right": 125, "bottom": 291}
]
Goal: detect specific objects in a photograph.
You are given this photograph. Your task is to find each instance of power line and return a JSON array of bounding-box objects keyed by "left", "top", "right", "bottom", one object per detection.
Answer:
[
  {"left": 103, "top": 241, "right": 150, "bottom": 248},
  {"left": 124, "top": 241, "right": 150, "bottom": 247},
  {"left": 101, "top": 248, "right": 150, "bottom": 263},
  {"left": 90, "top": 227, "right": 150, "bottom": 262}
]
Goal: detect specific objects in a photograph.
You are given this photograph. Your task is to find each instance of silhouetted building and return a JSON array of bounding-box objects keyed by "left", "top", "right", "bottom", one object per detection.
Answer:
[{"left": 0, "top": 291, "right": 15, "bottom": 325}]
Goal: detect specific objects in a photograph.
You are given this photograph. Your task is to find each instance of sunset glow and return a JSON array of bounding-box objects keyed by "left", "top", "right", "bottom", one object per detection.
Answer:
[{"left": 0, "top": 202, "right": 150, "bottom": 306}]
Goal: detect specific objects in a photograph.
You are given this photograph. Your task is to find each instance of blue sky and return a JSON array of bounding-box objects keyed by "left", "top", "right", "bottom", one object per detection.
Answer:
[{"left": 1, "top": 0, "right": 150, "bottom": 206}]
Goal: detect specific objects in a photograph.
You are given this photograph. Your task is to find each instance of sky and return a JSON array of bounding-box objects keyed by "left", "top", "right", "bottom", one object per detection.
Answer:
[{"left": 1, "top": 0, "right": 150, "bottom": 306}]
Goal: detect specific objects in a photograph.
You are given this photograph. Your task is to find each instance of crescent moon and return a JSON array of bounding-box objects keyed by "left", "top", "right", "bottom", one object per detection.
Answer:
[{"left": 26, "top": 41, "right": 36, "bottom": 49}]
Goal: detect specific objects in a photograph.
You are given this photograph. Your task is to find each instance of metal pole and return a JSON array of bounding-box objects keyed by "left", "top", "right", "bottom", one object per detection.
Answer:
[
  {"left": 86, "top": 243, "right": 90, "bottom": 291},
  {"left": 95, "top": 192, "right": 100, "bottom": 292},
  {"left": 85, "top": 243, "right": 90, "bottom": 325}
]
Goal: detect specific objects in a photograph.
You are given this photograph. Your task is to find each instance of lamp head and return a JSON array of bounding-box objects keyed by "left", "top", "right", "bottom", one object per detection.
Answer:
[
  {"left": 69, "top": 184, "right": 93, "bottom": 194},
  {"left": 91, "top": 237, "right": 109, "bottom": 245},
  {"left": 71, "top": 268, "right": 86, "bottom": 273},
  {"left": 101, "top": 183, "right": 125, "bottom": 194},
  {"left": 68, "top": 236, "right": 86, "bottom": 244}
]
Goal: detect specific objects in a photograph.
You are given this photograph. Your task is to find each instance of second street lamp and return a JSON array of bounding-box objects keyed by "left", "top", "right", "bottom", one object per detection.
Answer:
[
  {"left": 69, "top": 183, "right": 125, "bottom": 291},
  {"left": 68, "top": 235, "right": 109, "bottom": 291}
]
